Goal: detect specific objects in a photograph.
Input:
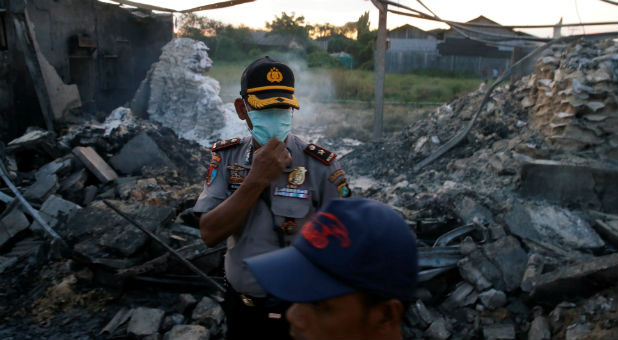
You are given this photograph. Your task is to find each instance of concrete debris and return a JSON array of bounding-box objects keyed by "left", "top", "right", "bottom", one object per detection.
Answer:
[
  {"left": 23, "top": 173, "right": 58, "bottom": 203},
  {"left": 110, "top": 132, "right": 175, "bottom": 175},
  {"left": 177, "top": 293, "right": 198, "bottom": 314},
  {"left": 504, "top": 200, "right": 605, "bottom": 251},
  {"left": 132, "top": 38, "right": 231, "bottom": 144},
  {"left": 0, "top": 207, "right": 30, "bottom": 249},
  {"left": 478, "top": 288, "right": 507, "bottom": 310},
  {"left": 528, "top": 315, "right": 551, "bottom": 340},
  {"left": 127, "top": 307, "right": 165, "bottom": 337},
  {"left": 191, "top": 296, "right": 226, "bottom": 336},
  {"left": 530, "top": 252, "right": 618, "bottom": 301},
  {"left": 163, "top": 325, "right": 210, "bottom": 340},
  {"left": 72, "top": 146, "right": 118, "bottom": 183},
  {"left": 483, "top": 321, "right": 516, "bottom": 340},
  {"left": 425, "top": 318, "right": 451, "bottom": 340},
  {"left": 520, "top": 160, "right": 618, "bottom": 213}
]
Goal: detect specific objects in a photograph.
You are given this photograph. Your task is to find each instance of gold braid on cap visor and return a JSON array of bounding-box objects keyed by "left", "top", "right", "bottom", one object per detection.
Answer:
[{"left": 247, "top": 94, "right": 300, "bottom": 109}]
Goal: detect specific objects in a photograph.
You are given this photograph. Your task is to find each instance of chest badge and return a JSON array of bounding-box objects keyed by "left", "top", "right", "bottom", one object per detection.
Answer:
[{"left": 288, "top": 166, "right": 307, "bottom": 187}]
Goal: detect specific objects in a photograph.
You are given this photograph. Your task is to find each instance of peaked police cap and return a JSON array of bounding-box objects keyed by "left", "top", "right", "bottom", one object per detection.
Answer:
[{"left": 240, "top": 56, "right": 300, "bottom": 110}]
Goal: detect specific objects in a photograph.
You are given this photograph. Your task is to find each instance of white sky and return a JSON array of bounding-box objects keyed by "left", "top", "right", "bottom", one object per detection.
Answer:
[{"left": 126, "top": 0, "right": 618, "bottom": 37}]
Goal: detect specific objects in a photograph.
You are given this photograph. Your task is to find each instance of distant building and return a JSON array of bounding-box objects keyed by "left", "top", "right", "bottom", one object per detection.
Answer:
[{"left": 385, "top": 16, "right": 540, "bottom": 74}]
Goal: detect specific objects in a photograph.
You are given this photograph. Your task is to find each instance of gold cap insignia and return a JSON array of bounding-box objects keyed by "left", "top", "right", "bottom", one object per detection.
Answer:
[{"left": 266, "top": 67, "right": 283, "bottom": 83}]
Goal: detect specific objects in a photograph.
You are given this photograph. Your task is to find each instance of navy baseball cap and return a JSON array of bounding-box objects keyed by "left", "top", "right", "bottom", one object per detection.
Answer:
[
  {"left": 240, "top": 56, "right": 300, "bottom": 110},
  {"left": 245, "top": 198, "right": 418, "bottom": 303}
]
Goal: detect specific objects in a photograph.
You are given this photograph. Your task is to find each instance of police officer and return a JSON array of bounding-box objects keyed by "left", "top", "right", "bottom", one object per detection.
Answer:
[
  {"left": 194, "top": 56, "right": 351, "bottom": 340},
  {"left": 246, "top": 198, "right": 419, "bottom": 340}
]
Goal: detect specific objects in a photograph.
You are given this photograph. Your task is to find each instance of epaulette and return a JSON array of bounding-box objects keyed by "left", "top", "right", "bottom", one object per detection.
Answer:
[
  {"left": 212, "top": 137, "right": 241, "bottom": 152},
  {"left": 304, "top": 143, "right": 336, "bottom": 165}
]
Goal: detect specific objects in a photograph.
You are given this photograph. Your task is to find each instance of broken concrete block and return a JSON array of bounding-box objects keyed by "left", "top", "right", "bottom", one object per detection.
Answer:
[
  {"left": 72, "top": 146, "right": 118, "bottom": 183},
  {"left": 115, "top": 177, "right": 138, "bottom": 199},
  {"left": 6, "top": 129, "right": 54, "bottom": 152},
  {"left": 100, "top": 307, "right": 134, "bottom": 335},
  {"left": 0, "top": 207, "right": 30, "bottom": 249},
  {"left": 425, "top": 318, "right": 451, "bottom": 340},
  {"left": 8, "top": 238, "right": 47, "bottom": 265},
  {"left": 23, "top": 173, "right": 58, "bottom": 203},
  {"left": 191, "top": 296, "right": 225, "bottom": 329},
  {"left": 163, "top": 325, "right": 209, "bottom": 340},
  {"left": 505, "top": 201, "right": 605, "bottom": 251},
  {"left": 0, "top": 256, "right": 18, "bottom": 274},
  {"left": 36, "top": 156, "right": 73, "bottom": 179},
  {"left": 483, "top": 322, "right": 516, "bottom": 340},
  {"left": 453, "top": 195, "right": 494, "bottom": 226},
  {"left": 592, "top": 215, "right": 618, "bottom": 246},
  {"left": 460, "top": 247, "right": 506, "bottom": 291},
  {"left": 479, "top": 289, "right": 507, "bottom": 309},
  {"left": 127, "top": 307, "right": 165, "bottom": 337},
  {"left": 109, "top": 132, "right": 174, "bottom": 175},
  {"left": 519, "top": 160, "right": 618, "bottom": 214},
  {"left": 530, "top": 252, "right": 618, "bottom": 301},
  {"left": 442, "top": 281, "right": 477, "bottom": 309},
  {"left": 161, "top": 313, "right": 185, "bottom": 332},
  {"left": 521, "top": 254, "right": 545, "bottom": 292},
  {"left": 565, "top": 322, "right": 592, "bottom": 340},
  {"left": 483, "top": 236, "right": 528, "bottom": 292},
  {"left": 176, "top": 293, "right": 198, "bottom": 314},
  {"left": 528, "top": 315, "right": 551, "bottom": 340},
  {"left": 415, "top": 299, "right": 437, "bottom": 326},
  {"left": 60, "top": 200, "right": 174, "bottom": 259},
  {"left": 59, "top": 169, "right": 88, "bottom": 195},
  {"left": 458, "top": 257, "right": 493, "bottom": 291},
  {"left": 30, "top": 195, "right": 81, "bottom": 234},
  {"left": 83, "top": 185, "right": 98, "bottom": 206},
  {"left": 143, "top": 333, "right": 161, "bottom": 340}
]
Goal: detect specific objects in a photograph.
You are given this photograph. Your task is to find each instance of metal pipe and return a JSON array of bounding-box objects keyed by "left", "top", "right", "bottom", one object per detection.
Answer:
[{"left": 102, "top": 199, "right": 226, "bottom": 294}]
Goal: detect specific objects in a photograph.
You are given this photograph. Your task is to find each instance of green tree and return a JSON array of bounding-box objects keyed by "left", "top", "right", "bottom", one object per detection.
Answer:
[{"left": 265, "top": 12, "right": 311, "bottom": 45}]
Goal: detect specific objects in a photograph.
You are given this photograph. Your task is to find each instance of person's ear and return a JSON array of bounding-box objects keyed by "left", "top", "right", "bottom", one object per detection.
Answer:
[
  {"left": 234, "top": 98, "right": 254, "bottom": 130},
  {"left": 373, "top": 299, "right": 404, "bottom": 337},
  {"left": 234, "top": 98, "right": 248, "bottom": 120}
]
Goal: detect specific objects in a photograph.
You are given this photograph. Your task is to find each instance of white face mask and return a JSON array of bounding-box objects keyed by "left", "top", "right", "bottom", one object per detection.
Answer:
[{"left": 245, "top": 106, "right": 292, "bottom": 146}]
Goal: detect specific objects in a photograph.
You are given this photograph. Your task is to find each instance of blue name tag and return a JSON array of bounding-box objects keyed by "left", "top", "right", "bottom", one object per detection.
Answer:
[{"left": 274, "top": 187, "right": 309, "bottom": 199}]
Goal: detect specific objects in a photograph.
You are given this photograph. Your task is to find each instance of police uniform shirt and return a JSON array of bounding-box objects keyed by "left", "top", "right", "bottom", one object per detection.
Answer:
[{"left": 194, "top": 135, "right": 347, "bottom": 297}]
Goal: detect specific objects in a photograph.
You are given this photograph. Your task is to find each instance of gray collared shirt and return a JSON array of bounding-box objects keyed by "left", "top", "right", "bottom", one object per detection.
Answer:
[{"left": 194, "top": 135, "right": 344, "bottom": 296}]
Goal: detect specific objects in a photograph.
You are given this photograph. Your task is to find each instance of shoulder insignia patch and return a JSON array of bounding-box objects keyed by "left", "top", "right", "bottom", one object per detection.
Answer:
[
  {"left": 304, "top": 143, "right": 336, "bottom": 165},
  {"left": 212, "top": 137, "right": 241, "bottom": 152}
]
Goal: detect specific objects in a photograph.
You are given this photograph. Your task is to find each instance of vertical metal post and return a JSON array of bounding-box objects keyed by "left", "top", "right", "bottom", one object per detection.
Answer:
[{"left": 373, "top": 1, "right": 387, "bottom": 140}]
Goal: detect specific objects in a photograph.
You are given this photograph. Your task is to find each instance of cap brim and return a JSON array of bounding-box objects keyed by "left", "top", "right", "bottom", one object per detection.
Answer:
[
  {"left": 247, "top": 92, "right": 300, "bottom": 110},
  {"left": 245, "top": 246, "right": 354, "bottom": 303}
]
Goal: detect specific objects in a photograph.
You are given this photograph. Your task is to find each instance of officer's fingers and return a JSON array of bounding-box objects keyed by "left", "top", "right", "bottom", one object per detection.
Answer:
[{"left": 264, "top": 137, "right": 281, "bottom": 150}]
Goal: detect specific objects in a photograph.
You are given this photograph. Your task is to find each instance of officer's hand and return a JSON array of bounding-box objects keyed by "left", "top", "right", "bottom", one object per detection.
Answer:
[{"left": 247, "top": 138, "right": 291, "bottom": 187}]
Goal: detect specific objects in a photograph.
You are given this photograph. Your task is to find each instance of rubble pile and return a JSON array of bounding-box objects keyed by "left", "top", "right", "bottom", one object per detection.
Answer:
[
  {"left": 342, "top": 38, "right": 618, "bottom": 340},
  {"left": 529, "top": 39, "right": 618, "bottom": 157},
  {"left": 1, "top": 115, "right": 229, "bottom": 339},
  {"left": 1, "top": 37, "right": 617, "bottom": 340},
  {"left": 131, "top": 38, "right": 234, "bottom": 144}
]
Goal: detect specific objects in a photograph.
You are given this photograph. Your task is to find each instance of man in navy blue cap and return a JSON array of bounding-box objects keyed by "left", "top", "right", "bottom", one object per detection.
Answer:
[{"left": 245, "top": 198, "right": 418, "bottom": 340}]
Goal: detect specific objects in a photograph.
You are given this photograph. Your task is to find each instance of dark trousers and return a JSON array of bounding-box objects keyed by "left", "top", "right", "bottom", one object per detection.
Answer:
[{"left": 223, "top": 287, "right": 293, "bottom": 340}]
